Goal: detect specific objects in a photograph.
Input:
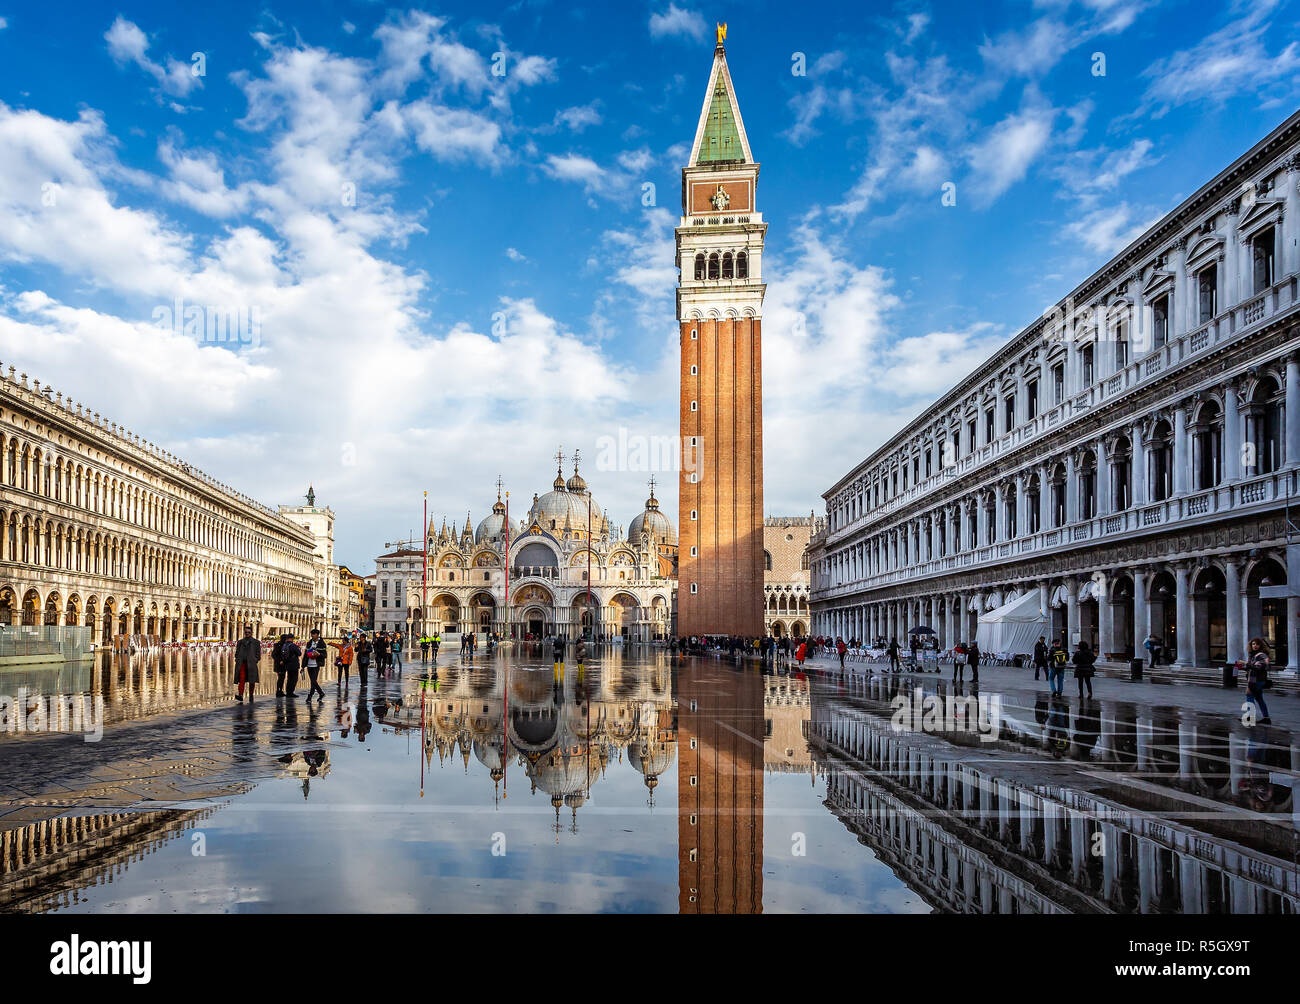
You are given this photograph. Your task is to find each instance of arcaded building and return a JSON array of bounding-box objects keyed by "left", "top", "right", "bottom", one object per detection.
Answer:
[
  {"left": 0, "top": 366, "right": 319, "bottom": 643},
  {"left": 763, "top": 515, "right": 820, "bottom": 638},
  {"left": 810, "top": 110, "right": 1300, "bottom": 670}
]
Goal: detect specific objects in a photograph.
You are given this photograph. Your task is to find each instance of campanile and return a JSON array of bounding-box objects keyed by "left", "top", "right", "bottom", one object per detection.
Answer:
[{"left": 677, "top": 23, "right": 766, "bottom": 638}]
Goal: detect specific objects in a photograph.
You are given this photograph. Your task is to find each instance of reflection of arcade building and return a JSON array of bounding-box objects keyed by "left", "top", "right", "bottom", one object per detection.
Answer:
[
  {"left": 811, "top": 680, "right": 1300, "bottom": 913},
  {"left": 412, "top": 657, "right": 676, "bottom": 828},
  {"left": 375, "top": 458, "right": 677, "bottom": 642}
]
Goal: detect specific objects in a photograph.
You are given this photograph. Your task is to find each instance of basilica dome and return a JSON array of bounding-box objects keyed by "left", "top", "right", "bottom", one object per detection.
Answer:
[
  {"left": 529, "top": 471, "right": 603, "bottom": 533},
  {"left": 475, "top": 497, "right": 508, "bottom": 543},
  {"left": 628, "top": 489, "right": 677, "bottom": 546}
]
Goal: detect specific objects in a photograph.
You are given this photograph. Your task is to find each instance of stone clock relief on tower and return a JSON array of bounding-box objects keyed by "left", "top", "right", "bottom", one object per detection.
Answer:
[{"left": 677, "top": 25, "right": 767, "bottom": 638}]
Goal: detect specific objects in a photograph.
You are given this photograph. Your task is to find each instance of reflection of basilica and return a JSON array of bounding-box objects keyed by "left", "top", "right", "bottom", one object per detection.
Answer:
[
  {"left": 374, "top": 458, "right": 676, "bottom": 642},
  {"left": 402, "top": 653, "right": 677, "bottom": 831}
]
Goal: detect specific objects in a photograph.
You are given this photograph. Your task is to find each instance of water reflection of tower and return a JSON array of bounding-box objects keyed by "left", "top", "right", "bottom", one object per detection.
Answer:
[{"left": 676, "top": 662, "right": 764, "bottom": 914}]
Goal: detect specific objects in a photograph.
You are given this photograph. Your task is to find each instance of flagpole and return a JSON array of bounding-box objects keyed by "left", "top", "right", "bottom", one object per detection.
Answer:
[{"left": 422, "top": 492, "right": 428, "bottom": 642}]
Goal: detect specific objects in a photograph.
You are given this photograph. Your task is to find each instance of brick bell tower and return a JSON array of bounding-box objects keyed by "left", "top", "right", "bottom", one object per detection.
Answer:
[{"left": 677, "top": 23, "right": 766, "bottom": 638}]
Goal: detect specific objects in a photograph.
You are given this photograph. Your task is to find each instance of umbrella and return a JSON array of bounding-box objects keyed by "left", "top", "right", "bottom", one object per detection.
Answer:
[{"left": 907, "top": 625, "right": 937, "bottom": 636}]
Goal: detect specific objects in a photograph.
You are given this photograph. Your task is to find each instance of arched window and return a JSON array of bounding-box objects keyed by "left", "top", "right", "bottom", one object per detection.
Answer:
[
  {"left": 764, "top": 549, "right": 772, "bottom": 571},
  {"left": 694, "top": 253, "right": 705, "bottom": 280},
  {"left": 722, "top": 251, "right": 734, "bottom": 279},
  {"left": 1078, "top": 450, "right": 1097, "bottom": 519},
  {"left": 707, "top": 253, "right": 719, "bottom": 280},
  {"left": 1111, "top": 436, "right": 1132, "bottom": 510},
  {"left": 1247, "top": 377, "right": 1283, "bottom": 474},
  {"left": 737, "top": 252, "right": 748, "bottom": 279},
  {"left": 1148, "top": 420, "right": 1173, "bottom": 501},
  {"left": 1192, "top": 402, "right": 1222, "bottom": 489}
]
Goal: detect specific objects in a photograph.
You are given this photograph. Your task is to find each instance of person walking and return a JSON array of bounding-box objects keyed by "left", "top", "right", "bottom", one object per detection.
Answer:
[
  {"left": 281, "top": 633, "right": 302, "bottom": 697},
  {"left": 1049, "top": 639, "right": 1068, "bottom": 696},
  {"left": 952, "top": 641, "right": 966, "bottom": 683},
  {"left": 392, "top": 632, "right": 404, "bottom": 672},
  {"left": 967, "top": 640, "right": 981, "bottom": 685},
  {"left": 420, "top": 635, "right": 430, "bottom": 663},
  {"left": 272, "top": 632, "right": 292, "bottom": 696},
  {"left": 356, "top": 634, "right": 371, "bottom": 678},
  {"left": 302, "top": 629, "right": 328, "bottom": 701},
  {"left": 1144, "top": 632, "right": 1161, "bottom": 668},
  {"left": 1072, "top": 640, "right": 1096, "bottom": 699},
  {"left": 234, "top": 624, "right": 261, "bottom": 702},
  {"left": 887, "top": 637, "right": 900, "bottom": 673},
  {"left": 1033, "top": 636, "right": 1049, "bottom": 682},
  {"left": 837, "top": 637, "right": 847, "bottom": 671},
  {"left": 1243, "top": 636, "right": 1273, "bottom": 725},
  {"left": 332, "top": 636, "right": 355, "bottom": 689}
]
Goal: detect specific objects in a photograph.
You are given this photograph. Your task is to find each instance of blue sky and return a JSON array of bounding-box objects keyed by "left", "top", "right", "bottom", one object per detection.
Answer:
[{"left": 0, "top": 0, "right": 1296, "bottom": 571}]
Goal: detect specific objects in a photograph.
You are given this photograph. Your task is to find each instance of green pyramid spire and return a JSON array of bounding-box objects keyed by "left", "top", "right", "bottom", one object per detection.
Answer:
[{"left": 696, "top": 73, "right": 744, "bottom": 165}]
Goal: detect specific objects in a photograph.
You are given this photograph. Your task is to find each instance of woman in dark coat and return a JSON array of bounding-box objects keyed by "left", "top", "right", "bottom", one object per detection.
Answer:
[{"left": 1072, "top": 640, "right": 1096, "bottom": 698}]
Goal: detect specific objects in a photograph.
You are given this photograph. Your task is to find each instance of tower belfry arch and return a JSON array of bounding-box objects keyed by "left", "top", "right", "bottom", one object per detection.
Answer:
[{"left": 676, "top": 26, "right": 766, "bottom": 637}]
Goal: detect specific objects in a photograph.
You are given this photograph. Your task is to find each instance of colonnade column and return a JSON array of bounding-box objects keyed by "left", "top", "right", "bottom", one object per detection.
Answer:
[
  {"left": 1132, "top": 568, "right": 1149, "bottom": 657},
  {"left": 1172, "top": 563, "right": 1192, "bottom": 669},
  {"left": 1225, "top": 561, "right": 1244, "bottom": 665},
  {"left": 1224, "top": 383, "right": 1242, "bottom": 483}
]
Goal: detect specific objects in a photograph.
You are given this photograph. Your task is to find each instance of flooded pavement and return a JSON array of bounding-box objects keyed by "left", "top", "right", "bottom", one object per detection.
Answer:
[{"left": 0, "top": 646, "right": 1297, "bottom": 913}]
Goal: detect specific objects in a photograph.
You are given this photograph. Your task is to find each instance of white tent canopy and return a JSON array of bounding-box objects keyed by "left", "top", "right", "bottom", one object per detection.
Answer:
[{"left": 975, "top": 590, "right": 1048, "bottom": 656}]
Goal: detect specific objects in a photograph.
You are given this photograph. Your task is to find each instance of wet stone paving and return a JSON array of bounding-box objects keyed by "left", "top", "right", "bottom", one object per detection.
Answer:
[{"left": 0, "top": 645, "right": 1298, "bottom": 913}]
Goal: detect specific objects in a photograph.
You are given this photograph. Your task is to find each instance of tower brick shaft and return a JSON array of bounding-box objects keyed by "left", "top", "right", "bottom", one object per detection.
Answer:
[{"left": 677, "top": 34, "right": 766, "bottom": 638}]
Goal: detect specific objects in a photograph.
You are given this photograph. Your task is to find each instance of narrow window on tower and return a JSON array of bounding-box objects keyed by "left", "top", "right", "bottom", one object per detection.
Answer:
[
  {"left": 690, "top": 510, "right": 698, "bottom": 520},
  {"left": 737, "top": 251, "right": 748, "bottom": 278},
  {"left": 691, "top": 328, "right": 698, "bottom": 339},
  {"left": 694, "top": 253, "right": 705, "bottom": 280},
  {"left": 690, "top": 400, "right": 698, "bottom": 411},
  {"left": 690, "top": 365, "right": 698, "bottom": 375},
  {"left": 708, "top": 253, "right": 719, "bottom": 280},
  {"left": 690, "top": 583, "right": 698, "bottom": 594},
  {"left": 690, "top": 546, "right": 697, "bottom": 556},
  {"left": 722, "top": 251, "right": 734, "bottom": 279}
]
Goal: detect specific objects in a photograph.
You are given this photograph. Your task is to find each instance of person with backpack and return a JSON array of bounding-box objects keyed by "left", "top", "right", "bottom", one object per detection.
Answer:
[
  {"left": 952, "top": 641, "right": 966, "bottom": 683},
  {"left": 1049, "top": 640, "right": 1068, "bottom": 696},
  {"left": 280, "top": 633, "right": 303, "bottom": 697},
  {"left": 271, "top": 632, "right": 290, "bottom": 696},
  {"left": 1072, "top": 640, "right": 1096, "bottom": 698}
]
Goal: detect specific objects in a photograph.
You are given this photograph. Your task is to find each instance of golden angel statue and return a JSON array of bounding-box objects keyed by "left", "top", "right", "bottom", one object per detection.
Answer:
[{"left": 716, "top": 22, "right": 727, "bottom": 45}]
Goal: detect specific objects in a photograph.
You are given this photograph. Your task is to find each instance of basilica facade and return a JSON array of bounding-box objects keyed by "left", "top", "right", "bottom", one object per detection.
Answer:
[
  {"left": 373, "top": 459, "right": 677, "bottom": 642},
  {"left": 810, "top": 109, "right": 1300, "bottom": 671}
]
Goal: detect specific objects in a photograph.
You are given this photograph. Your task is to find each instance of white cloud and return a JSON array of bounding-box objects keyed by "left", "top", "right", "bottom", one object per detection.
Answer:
[
  {"left": 505, "top": 247, "right": 528, "bottom": 262},
  {"left": 104, "top": 16, "right": 201, "bottom": 98},
  {"left": 1061, "top": 202, "right": 1156, "bottom": 256},
  {"left": 1140, "top": 1, "right": 1300, "bottom": 114},
  {"left": 880, "top": 326, "right": 1007, "bottom": 396},
  {"left": 965, "top": 103, "right": 1055, "bottom": 206},
  {"left": 979, "top": 17, "right": 1072, "bottom": 78},
  {"left": 649, "top": 4, "right": 708, "bottom": 42},
  {"left": 405, "top": 101, "right": 507, "bottom": 166},
  {"left": 554, "top": 103, "right": 602, "bottom": 132}
]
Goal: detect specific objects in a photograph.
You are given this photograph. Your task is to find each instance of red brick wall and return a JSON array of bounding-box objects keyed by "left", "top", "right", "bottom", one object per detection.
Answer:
[
  {"left": 677, "top": 662, "right": 764, "bottom": 913},
  {"left": 678, "top": 315, "right": 764, "bottom": 636}
]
